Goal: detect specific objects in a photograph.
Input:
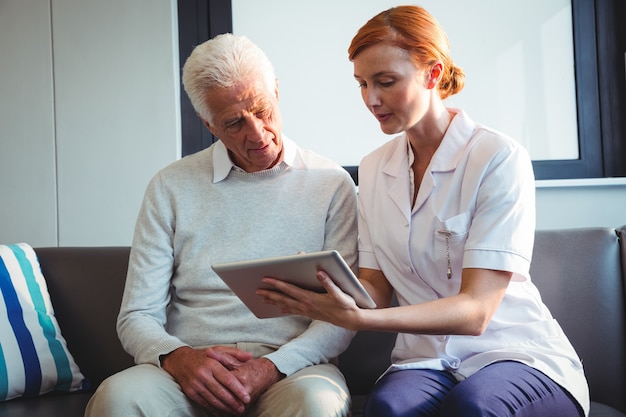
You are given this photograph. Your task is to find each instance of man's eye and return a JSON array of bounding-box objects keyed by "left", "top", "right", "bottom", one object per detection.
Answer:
[{"left": 225, "top": 119, "right": 243, "bottom": 129}]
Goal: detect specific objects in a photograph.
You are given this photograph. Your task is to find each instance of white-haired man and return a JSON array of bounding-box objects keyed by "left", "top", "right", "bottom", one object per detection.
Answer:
[{"left": 85, "top": 33, "right": 357, "bottom": 417}]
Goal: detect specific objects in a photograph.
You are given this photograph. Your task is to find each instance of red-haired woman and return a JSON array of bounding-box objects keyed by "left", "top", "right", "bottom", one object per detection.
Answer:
[{"left": 260, "top": 5, "right": 588, "bottom": 417}]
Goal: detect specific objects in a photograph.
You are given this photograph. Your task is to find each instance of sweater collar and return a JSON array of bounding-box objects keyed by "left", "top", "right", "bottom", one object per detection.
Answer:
[{"left": 212, "top": 135, "right": 302, "bottom": 183}]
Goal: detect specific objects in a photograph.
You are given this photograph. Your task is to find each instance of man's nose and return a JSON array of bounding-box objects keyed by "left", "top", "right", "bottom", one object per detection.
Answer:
[{"left": 246, "top": 116, "right": 266, "bottom": 141}]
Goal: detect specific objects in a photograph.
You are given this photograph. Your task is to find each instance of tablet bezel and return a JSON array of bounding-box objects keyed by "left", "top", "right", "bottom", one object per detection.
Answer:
[{"left": 211, "top": 250, "right": 376, "bottom": 319}]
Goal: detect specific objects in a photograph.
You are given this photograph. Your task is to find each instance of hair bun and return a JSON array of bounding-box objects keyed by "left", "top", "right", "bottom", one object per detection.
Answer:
[{"left": 439, "top": 63, "right": 465, "bottom": 100}]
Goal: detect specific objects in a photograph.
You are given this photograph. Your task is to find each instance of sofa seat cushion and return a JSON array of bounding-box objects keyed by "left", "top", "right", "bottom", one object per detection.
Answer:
[
  {"left": 0, "top": 392, "right": 92, "bottom": 417},
  {"left": 589, "top": 401, "right": 626, "bottom": 417}
]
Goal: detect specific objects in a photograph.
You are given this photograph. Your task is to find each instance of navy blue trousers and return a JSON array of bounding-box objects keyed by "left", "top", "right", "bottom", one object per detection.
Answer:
[{"left": 364, "top": 361, "right": 583, "bottom": 417}]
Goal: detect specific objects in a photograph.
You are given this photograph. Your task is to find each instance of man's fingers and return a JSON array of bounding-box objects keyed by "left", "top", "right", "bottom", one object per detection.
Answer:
[
  {"left": 187, "top": 369, "right": 249, "bottom": 415},
  {"left": 205, "top": 346, "right": 253, "bottom": 369},
  {"left": 187, "top": 384, "right": 243, "bottom": 416},
  {"left": 208, "top": 363, "right": 251, "bottom": 405}
]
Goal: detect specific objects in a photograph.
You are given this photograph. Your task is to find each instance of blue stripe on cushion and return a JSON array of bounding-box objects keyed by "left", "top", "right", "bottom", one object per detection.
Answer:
[
  {"left": 11, "top": 245, "right": 75, "bottom": 391},
  {"left": 0, "top": 256, "right": 42, "bottom": 397},
  {"left": 0, "top": 344, "right": 8, "bottom": 400}
]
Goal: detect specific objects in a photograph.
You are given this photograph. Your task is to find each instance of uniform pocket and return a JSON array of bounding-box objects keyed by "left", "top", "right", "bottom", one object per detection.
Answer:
[{"left": 434, "top": 213, "right": 470, "bottom": 280}]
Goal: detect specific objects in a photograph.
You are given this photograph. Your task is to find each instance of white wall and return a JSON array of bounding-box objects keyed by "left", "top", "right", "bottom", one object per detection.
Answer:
[
  {"left": 0, "top": 0, "right": 58, "bottom": 246},
  {"left": 535, "top": 179, "right": 626, "bottom": 230},
  {"left": 0, "top": 0, "right": 180, "bottom": 247}
]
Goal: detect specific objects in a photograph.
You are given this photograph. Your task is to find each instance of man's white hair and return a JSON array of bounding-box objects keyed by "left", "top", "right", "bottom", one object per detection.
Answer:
[{"left": 182, "top": 33, "right": 276, "bottom": 122}]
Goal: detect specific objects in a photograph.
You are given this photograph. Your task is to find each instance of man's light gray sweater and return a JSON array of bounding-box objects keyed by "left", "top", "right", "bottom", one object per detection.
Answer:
[{"left": 117, "top": 138, "right": 358, "bottom": 376}]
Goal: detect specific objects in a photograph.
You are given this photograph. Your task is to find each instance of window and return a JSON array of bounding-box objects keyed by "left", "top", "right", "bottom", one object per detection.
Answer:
[{"left": 177, "top": 0, "right": 625, "bottom": 182}]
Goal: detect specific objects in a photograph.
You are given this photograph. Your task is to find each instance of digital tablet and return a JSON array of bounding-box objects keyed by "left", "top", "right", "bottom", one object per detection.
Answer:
[{"left": 211, "top": 250, "right": 376, "bottom": 319}]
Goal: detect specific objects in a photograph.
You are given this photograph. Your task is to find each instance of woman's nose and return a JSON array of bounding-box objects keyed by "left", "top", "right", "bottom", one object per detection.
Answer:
[{"left": 364, "top": 88, "right": 381, "bottom": 108}]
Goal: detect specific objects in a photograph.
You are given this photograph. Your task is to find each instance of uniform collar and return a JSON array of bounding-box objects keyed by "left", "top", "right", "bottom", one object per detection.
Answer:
[
  {"left": 428, "top": 108, "right": 475, "bottom": 173},
  {"left": 383, "top": 108, "right": 475, "bottom": 178}
]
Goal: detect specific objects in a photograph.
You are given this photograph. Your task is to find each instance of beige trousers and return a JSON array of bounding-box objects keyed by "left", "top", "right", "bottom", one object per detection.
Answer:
[{"left": 84, "top": 343, "right": 351, "bottom": 417}]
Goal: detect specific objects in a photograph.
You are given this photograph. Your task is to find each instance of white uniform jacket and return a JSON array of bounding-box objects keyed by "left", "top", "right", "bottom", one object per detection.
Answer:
[{"left": 357, "top": 109, "right": 589, "bottom": 415}]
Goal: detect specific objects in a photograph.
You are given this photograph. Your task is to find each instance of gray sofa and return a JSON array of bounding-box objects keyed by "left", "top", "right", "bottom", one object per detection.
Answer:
[{"left": 0, "top": 226, "right": 624, "bottom": 417}]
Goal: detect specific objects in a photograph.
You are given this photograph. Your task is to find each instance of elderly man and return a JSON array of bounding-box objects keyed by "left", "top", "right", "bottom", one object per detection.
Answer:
[{"left": 85, "top": 33, "right": 357, "bottom": 417}]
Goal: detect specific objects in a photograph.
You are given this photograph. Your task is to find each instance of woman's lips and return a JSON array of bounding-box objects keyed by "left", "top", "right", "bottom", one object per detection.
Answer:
[{"left": 375, "top": 112, "right": 392, "bottom": 122}]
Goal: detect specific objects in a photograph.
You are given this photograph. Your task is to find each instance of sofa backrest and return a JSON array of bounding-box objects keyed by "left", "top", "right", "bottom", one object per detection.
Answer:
[
  {"left": 35, "top": 247, "right": 135, "bottom": 389},
  {"left": 529, "top": 227, "right": 625, "bottom": 413}
]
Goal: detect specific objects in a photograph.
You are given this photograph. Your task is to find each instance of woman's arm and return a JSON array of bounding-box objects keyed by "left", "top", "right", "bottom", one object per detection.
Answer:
[
  {"left": 259, "top": 267, "right": 511, "bottom": 334},
  {"left": 358, "top": 268, "right": 511, "bottom": 334},
  {"left": 359, "top": 267, "right": 394, "bottom": 309}
]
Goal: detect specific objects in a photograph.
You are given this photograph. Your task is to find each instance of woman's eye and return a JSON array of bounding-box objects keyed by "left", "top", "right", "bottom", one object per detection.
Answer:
[{"left": 379, "top": 80, "right": 394, "bottom": 87}]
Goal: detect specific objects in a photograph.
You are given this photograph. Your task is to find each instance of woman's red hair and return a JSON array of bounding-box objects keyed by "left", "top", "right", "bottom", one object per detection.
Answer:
[{"left": 348, "top": 5, "right": 464, "bottom": 99}]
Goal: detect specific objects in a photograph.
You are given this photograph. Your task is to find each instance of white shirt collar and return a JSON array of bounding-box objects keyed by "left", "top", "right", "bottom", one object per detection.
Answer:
[{"left": 212, "top": 135, "right": 302, "bottom": 183}]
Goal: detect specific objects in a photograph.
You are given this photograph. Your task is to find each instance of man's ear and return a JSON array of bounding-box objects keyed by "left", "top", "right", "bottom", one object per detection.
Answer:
[
  {"left": 201, "top": 117, "right": 217, "bottom": 136},
  {"left": 427, "top": 61, "right": 444, "bottom": 89}
]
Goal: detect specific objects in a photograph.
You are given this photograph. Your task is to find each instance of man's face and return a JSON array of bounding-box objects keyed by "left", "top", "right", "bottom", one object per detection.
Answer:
[{"left": 203, "top": 77, "right": 283, "bottom": 172}]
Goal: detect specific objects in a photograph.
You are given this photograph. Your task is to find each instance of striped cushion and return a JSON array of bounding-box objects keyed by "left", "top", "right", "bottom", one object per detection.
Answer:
[{"left": 0, "top": 243, "right": 88, "bottom": 401}]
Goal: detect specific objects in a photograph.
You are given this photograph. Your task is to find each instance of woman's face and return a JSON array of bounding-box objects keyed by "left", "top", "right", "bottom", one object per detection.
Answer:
[{"left": 353, "top": 43, "right": 431, "bottom": 135}]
